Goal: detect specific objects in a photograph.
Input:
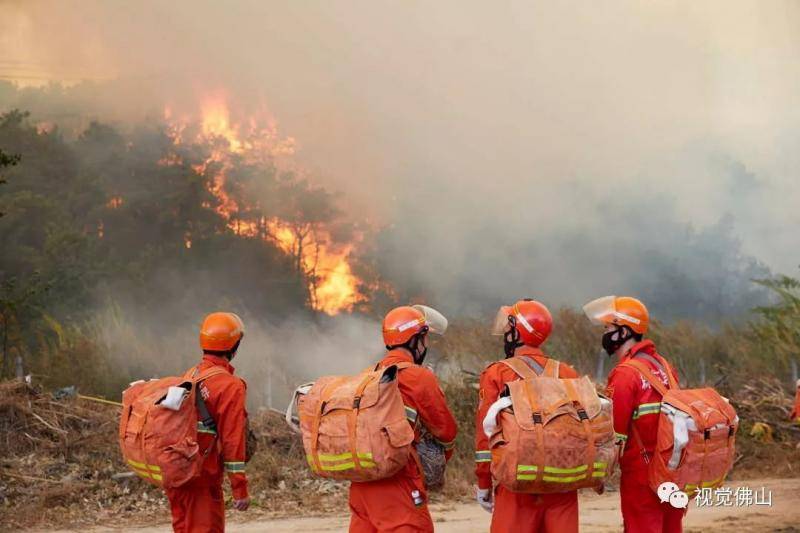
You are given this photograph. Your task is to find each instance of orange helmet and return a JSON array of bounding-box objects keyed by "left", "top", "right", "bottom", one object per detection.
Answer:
[
  {"left": 382, "top": 305, "right": 448, "bottom": 347},
  {"left": 583, "top": 296, "right": 649, "bottom": 335},
  {"left": 200, "top": 312, "right": 245, "bottom": 352},
  {"left": 492, "top": 299, "right": 553, "bottom": 347}
]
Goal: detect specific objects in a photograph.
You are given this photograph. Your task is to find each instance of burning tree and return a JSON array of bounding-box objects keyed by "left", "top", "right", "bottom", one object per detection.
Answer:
[{"left": 162, "top": 93, "right": 362, "bottom": 314}]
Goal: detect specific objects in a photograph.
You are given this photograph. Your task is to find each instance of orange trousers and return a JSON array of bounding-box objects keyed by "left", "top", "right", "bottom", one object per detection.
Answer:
[
  {"left": 349, "top": 471, "right": 433, "bottom": 533},
  {"left": 166, "top": 479, "right": 225, "bottom": 533},
  {"left": 490, "top": 487, "right": 578, "bottom": 533},
  {"left": 620, "top": 471, "right": 685, "bottom": 533}
]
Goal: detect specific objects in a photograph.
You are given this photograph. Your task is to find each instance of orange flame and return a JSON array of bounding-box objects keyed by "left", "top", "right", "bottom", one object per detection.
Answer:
[{"left": 163, "top": 92, "right": 359, "bottom": 314}]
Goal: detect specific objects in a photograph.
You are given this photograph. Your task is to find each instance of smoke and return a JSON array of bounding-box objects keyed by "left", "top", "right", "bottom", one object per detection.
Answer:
[
  {"left": 2, "top": 0, "right": 799, "bottom": 320},
  {"left": 94, "top": 300, "right": 383, "bottom": 410}
]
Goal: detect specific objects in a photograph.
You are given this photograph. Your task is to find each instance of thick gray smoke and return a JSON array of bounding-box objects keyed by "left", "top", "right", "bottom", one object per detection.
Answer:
[
  {"left": 2, "top": 2, "right": 798, "bottom": 320},
  {"left": 95, "top": 303, "right": 383, "bottom": 410}
]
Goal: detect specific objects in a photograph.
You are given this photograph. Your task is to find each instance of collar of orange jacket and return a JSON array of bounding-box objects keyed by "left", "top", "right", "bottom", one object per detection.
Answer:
[
  {"left": 621, "top": 339, "right": 656, "bottom": 362},
  {"left": 513, "top": 346, "right": 545, "bottom": 359},
  {"left": 201, "top": 354, "right": 235, "bottom": 374},
  {"left": 381, "top": 347, "right": 416, "bottom": 366}
]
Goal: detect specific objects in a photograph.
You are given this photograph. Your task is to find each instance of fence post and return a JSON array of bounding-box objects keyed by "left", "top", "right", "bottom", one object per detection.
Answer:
[
  {"left": 595, "top": 351, "right": 605, "bottom": 383},
  {"left": 267, "top": 353, "right": 273, "bottom": 409},
  {"left": 791, "top": 359, "right": 798, "bottom": 386}
]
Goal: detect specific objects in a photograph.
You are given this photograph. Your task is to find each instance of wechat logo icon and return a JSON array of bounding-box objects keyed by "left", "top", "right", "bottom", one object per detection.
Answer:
[{"left": 657, "top": 482, "right": 689, "bottom": 509}]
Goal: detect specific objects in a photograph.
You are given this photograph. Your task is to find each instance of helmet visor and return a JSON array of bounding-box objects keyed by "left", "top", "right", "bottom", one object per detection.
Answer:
[
  {"left": 412, "top": 305, "right": 448, "bottom": 335},
  {"left": 582, "top": 296, "right": 618, "bottom": 326},
  {"left": 491, "top": 306, "right": 513, "bottom": 336}
]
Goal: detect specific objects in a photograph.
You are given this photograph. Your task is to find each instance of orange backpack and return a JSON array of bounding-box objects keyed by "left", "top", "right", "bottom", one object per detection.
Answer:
[
  {"left": 119, "top": 365, "right": 225, "bottom": 488},
  {"left": 287, "top": 363, "right": 415, "bottom": 482},
  {"left": 622, "top": 353, "right": 738, "bottom": 495},
  {"left": 487, "top": 357, "right": 617, "bottom": 493}
]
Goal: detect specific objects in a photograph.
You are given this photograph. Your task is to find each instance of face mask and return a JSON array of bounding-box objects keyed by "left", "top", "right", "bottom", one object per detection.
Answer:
[
  {"left": 602, "top": 326, "right": 632, "bottom": 356},
  {"left": 409, "top": 329, "right": 429, "bottom": 365},
  {"left": 414, "top": 345, "right": 428, "bottom": 365}
]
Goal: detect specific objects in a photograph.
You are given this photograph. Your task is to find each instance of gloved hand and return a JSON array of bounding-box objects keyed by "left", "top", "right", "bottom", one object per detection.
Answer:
[
  {"left": 233, "top": 497, "right": 250, "bottom": 511},
  {"left": 476, "top": 487, "right": 493, "bottom": 513}
]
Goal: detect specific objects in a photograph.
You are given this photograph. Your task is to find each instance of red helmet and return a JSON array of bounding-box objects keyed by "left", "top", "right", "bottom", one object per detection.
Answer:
[
  {"left": 382, "top": 305, "right": 448, "bottom": 347},
  {"left": 492, "top": 299, "right": 553, "bottom": 347}
]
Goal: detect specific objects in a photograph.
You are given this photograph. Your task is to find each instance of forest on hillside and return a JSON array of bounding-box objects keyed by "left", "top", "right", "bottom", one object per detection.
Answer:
[{"left": 0, "top": 98, "right": 797, "bottom": 400}]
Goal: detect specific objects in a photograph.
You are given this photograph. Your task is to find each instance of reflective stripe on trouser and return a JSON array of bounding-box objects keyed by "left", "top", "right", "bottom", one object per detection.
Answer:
[
  {"left": 224, "top": 461, "right": 246, "bottom": 473},
  {"left": 491, "top": 486, "right": 578, "bottom": 533}
]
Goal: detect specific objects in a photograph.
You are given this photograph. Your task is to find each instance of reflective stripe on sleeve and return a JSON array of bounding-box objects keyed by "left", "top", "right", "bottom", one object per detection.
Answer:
[
  {"left": 632, "top": 402, "right": 662, "bottom": 420},
  {"left": 197, "top": 421, "right": 217, "bottom": 435},
  {"left": 475, "top": 450, "right": 492, "bottom": 463},
  {"left": 404, "top": 405, "right": 418, "bottom": 425}
]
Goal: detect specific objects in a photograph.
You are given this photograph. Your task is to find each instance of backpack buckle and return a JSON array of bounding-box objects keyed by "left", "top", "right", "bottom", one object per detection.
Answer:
[
  {"left": 353, "top": 397, "right": 361, "bottom": 409},
  {"left": 577, "top": 408, "right": 589, "bottom": 421},
  {"left": 532, "top": 412, "right": 543, "bottom": 424}
]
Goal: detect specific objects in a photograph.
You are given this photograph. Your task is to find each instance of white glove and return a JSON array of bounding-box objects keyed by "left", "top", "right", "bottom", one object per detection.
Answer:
[{"left": 476, "top": 487, "right": 494, "bottom": 513}]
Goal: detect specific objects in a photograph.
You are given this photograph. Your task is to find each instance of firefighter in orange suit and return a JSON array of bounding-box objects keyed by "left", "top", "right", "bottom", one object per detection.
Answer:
[
  {"left": 165, "top": 312, "right": 250, "bottom": 533},
  {"left": 583, "top": 296, "right": 685, "bottom": 533},
  {"left": 791, "top": 379, "right": 800, "bottom": 424},
  {"left": 349, "top": 305, "right": 458, "bottom": 533},
  {"left": 475, "top": 299, "right": 580, "bottom": 533}
]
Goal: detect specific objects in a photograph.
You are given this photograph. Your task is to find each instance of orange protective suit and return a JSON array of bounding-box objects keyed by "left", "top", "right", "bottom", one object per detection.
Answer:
[
  {"left": 166, "top": 355, "right": 249, "bottom": 533},
  {"left": 349, "top": 348, "right": 458, "bottom": 533},
  {"left": 607, "top": 340, "right": 685, "bottom": 533},
  {"left": 474, "top": 347, "right": 580, "bottom": 533},
  {"left": 791, "top": 380, "right": 800, "bottom": 423}
]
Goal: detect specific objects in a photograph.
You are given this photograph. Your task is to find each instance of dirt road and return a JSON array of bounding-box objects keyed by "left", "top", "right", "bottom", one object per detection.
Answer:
[{"left": 46, "top": 478, "right": 799, "bottom": 533}]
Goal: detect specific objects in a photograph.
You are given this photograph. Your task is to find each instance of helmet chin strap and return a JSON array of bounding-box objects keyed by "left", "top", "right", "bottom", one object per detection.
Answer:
[{"left": 503, "top": 316, "right": 523, "bottom": 358}]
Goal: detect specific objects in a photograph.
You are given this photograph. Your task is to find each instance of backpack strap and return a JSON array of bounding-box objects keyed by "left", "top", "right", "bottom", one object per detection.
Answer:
[
  {"left": 637, "top": 352, "right": 678, "bottom": 390},
  {"left": 190, "top": 366, "right": 229, "bottom": 434},
  {"left": 542, "top": 358, "right": 560, "bottom": 378},
  {"left": 621, "top": 354, "right": 677, "bottom": 465},
  {"left": 622, "top": 355, "right": 677, "bottom": 397},
  {"left": 500, "top": 357, "right": 539, "bottom": 379},
  {"left": 392, "top": 361, "right": 419, "bottom": 428}
]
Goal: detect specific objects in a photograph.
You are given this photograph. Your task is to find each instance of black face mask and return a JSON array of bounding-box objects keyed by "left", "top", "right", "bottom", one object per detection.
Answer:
[
  {"left": 414, "top": 344, "right": 428, "bottom": 365},
  {"left": 602, "top": 326, "right": 633, "bottom": 356},
  {"left": 503, "top": 316, "right": 523, "bottom": 358},
  {"left": 407, "top": 328, "right": 429, "bottom": 365}
]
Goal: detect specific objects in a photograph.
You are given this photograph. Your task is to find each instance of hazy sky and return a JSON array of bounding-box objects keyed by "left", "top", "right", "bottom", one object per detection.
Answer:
[{"left": 2, "top": 1, "right": 798, "bottom": 314}]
